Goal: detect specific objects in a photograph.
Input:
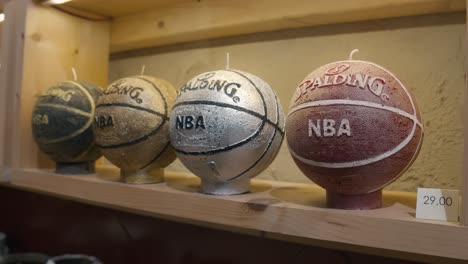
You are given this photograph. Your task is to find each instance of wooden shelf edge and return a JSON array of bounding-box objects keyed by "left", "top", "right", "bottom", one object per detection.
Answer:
[
  {"left": 461, "top": 0, "right": 468, "bottom": 227},
  {"left": 5, "top": 168, "right": 468, "bottom": 262},
  {"left": 107, "top": 0, "right": 466, "bottom": 53}
]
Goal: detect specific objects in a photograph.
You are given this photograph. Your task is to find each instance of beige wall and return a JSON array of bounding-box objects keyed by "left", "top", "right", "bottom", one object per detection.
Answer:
[
  {"left": 109, "top": 12, "right": 466, "bottom": 192},
  {"left": 0, "top": 23, "right": 3, "bottom": 67}
]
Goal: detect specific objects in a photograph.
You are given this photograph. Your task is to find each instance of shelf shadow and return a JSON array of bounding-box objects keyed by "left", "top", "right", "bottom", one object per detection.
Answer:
[
  {"left": 270, "top": 186, "right": 327, "bottom": 208},
  {"left": 165, "top": 174, "right": 272, "bottom": 194},
  {"left": 271, "top": 186, "right": 416, "bottom": 210},
  {"left": 95, "top": 167, "right": 121, "bottom": 182},
  {"left": 111, "top": 12, "right": 464, "bottom": 60}
]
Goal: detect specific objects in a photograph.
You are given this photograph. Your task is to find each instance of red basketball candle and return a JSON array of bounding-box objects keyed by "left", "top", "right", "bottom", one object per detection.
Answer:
[{"left": 286, "top": 50, "right": 423, "bottom": 209}]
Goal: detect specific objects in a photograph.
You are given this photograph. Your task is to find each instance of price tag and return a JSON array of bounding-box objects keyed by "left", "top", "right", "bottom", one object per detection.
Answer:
[{"left": 416, "top": 188, "right": 459, "bottom": 222}]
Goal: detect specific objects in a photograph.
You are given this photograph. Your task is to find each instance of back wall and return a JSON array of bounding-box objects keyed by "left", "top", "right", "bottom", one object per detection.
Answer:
[{"left": 109, "top": 12, "right": 466, "bottom": 192}]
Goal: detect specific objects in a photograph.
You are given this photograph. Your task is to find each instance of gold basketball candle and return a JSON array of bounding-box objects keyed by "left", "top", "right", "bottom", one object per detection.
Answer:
[
  {"left": 94, "top": 76, "right": 177, "bottom": 184},
  {"left": 170, "top": 69, "right": 285, "bottom": 195},
  {"left": 32, "top": 81, "right": 103, "bottom": 174},
  {"left": 286, "top": 50, "right": 423, "bottom": 209}
]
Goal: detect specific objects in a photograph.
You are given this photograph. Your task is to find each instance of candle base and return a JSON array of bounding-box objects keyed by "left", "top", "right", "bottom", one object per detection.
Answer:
[
  {"left": 121, "top": 167, "right": 164, "bottom": 184},
  {"left": 47, "top": 254, "right": 102, "bottom": 264},
  {"left": 201, "top": 178, "right": 250, "bottom": 196},
  {"left": 55, "top": 161, "right": 95, "bottom": 175},
  {"left": 326, "top": 189, "right": 382, "bottom": 210}
]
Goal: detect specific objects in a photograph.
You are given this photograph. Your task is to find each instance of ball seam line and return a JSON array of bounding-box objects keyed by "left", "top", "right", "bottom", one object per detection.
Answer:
[
  {"left": 96, "top": 120, "right": 166, "bottom": 149},
  {"left": 139, "top": 141, "right": 171, "bottom": 170},
  {"left": 39, "top": 81, "right": 96, "bottom": 144},
  {"left": 227, "top": 87, "right": 283, "bottom": 181},
  {"left": 326, "top": 60, "right": 423, "bottom": 169},
  {"left": 172, "top": 100, "right": 284, "bottom": 135},
  {"left": 327, "top": 60, "right": 418, "bottom": 114},
  {"left": 174, "top": 117, "right": 264, "bottom": 156},
  {"left": 226, "top": 69, "right": 268, "bottom": 119},
  {"left": 134, "top": 76, "right": 168, "bottom": 117},
  {"left": 287, "top": 60, "right": 423, "bottom": 190},
  {"left": 96, "top": 102, "right": 167, "bottom": 120},
  {"left": 73, "top": 143, "right": 99, "bottom": 161},
  {"left": 173, "top": 70, "right": 270, "bottom": 154},
  {"left": 287, "top": 124, "right": 422, "bottom": 168},
  {"left": 288, "top": 99, "right": 422, "bottom": 128},
  {"left": 97, "top": 76, "right": 169, "bottom": 149},
  {"left": 34, "top": 103, "right": 92, "bottom": 117},
  {"left": 66, "top": 81, "right": 96, "bottom": 116}
]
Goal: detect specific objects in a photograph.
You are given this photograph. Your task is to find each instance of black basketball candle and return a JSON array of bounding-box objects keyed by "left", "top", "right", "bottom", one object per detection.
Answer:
[{"left": 32, "top": 80, "right": 103, "bottom": 174}]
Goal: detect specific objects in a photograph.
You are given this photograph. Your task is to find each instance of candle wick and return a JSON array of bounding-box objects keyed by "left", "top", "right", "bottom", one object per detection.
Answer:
[
  {"left": 72, "top": 67, "right": 78, "bottom": 81},
  {"left": 141, "top": 64, "right": 146, "bottom": 76},
  {"left": 226, "top": 52, "right": 230, "bottom": 70},
  {"left": 349, "top": 49, "right": 359, "bottom": 60}
]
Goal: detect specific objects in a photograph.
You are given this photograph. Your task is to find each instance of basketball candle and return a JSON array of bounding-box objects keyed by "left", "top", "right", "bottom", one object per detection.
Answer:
[
  {"left": 94, "top": 76, "right": 177, "bottom": 184},
  {"left": 169, "top": 69, "right": 285, "bottom": 195},
  {"left": 32, "top": 81, "right": 103, "bottom": 174},
  {"left": 286, "top": 50, "right": 423, "bottom": 209}
]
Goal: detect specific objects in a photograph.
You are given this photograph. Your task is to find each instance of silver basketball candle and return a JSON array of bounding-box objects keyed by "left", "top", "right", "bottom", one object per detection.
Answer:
[{"left": 169, "top": 70, "right": 284, "bottom": 195}]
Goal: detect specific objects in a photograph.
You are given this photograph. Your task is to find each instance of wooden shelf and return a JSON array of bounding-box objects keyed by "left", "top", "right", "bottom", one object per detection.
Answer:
[
  {"left": 55, "top": 0, "right": 466, "bottom": 52},
  {"left": 1, "top": 2, "right": 468, "bottom": 262},
  {"left": 4, "top": 167, "right": 467, "bottom": 263}
]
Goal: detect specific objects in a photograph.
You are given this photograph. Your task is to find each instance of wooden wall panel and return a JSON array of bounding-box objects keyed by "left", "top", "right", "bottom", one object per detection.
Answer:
[
  {"left": 109, "top": 0, "right": 466, "bottom": 52},
  {"left": 0, "top": 0, "right": 28, "bottom": 180},
  {"left": 16, "top": 1, "right": 109, "bottom": 169},
  {"left": 461, "top": 2, "right": 468, "bottom": 226}
]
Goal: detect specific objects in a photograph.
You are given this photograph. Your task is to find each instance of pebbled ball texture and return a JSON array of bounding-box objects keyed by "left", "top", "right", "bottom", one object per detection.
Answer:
[
  {"left": 170, "top": 69, "right": 285, "bottom": 192},
  {"left": 32, "top": 81, "right": 103, "bottom": 164},
  {"left": 286, "top": 60, "right": 423, "bottom": 200},
  {"left": 94, "top": 76, "right": 177, "bottom": 172}
]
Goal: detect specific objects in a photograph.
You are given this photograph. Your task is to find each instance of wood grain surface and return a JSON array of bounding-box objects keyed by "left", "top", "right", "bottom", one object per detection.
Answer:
[
  {"left": 4, "top": 168, "right": 467, "bottom": 263},
  {"left": 0, "top": 185, "right": 424, "bottom": 264},
  {"left": 3, "top": 0, "right": 110, "bottom": 171},
  {"left": 107, "top": 0, "right": 466, "bottom": 52}
]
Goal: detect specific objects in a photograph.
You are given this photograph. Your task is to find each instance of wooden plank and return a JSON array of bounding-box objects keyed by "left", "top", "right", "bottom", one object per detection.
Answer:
[
  {"left": 266, "top": 233, "right": 465, "bottom": 264},
  {"left": 462, "top": 5, "right": 468, "bottom": 226},
  {"left": 109, "top": 0, "right": 466, "bottom": 52},
  {"left": 60, "top": 0, "right": 188, "bottom": 17},
  {"left": 0, "top": 9, "right": 3, "bottom": 178},
  {"left": 9, "top": 168, "right": 468, "bottom": 261},
  {"left": 0, "top": 0, "right": 29, "bottom": 180},
  {"left": 16, "top": 1, "right": 110, "bottom": 169},
  {"left": 47, "top": 5, "right": 110, "bottom": 21}
]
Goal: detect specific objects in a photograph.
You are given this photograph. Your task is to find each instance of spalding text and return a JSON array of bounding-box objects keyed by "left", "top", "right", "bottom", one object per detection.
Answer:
[
  {"left": 106, "top": 79, "right": 144, "bottom": 104},
  {"left": 47, "top": 88, "right": 76, "bottom": 102},
  {"left": 179, "top": 72, "right": 241, "bottom": 103}
]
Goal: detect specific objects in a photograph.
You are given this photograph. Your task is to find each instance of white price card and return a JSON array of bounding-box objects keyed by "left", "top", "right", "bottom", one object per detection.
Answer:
[{"left": 416, "top": 188, "right": 459, "bottom": 222}]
